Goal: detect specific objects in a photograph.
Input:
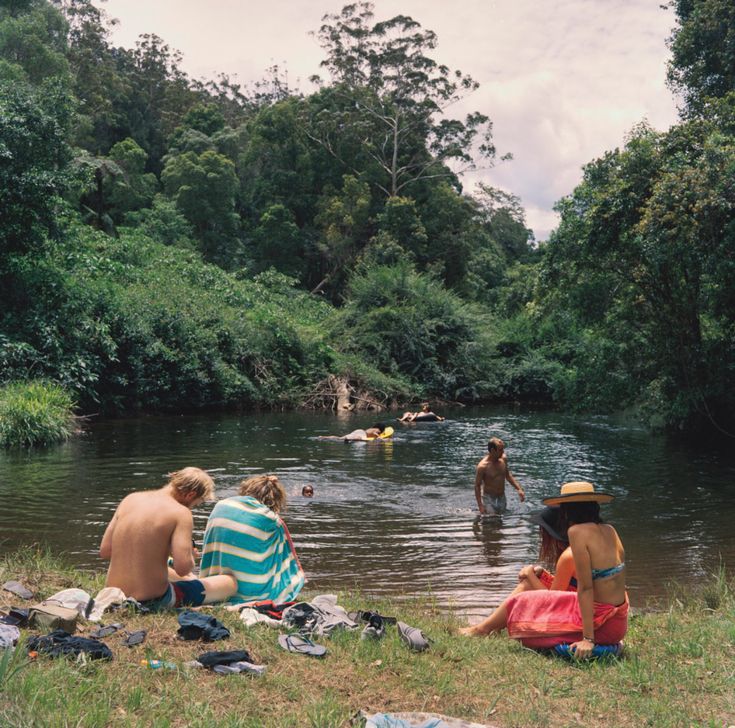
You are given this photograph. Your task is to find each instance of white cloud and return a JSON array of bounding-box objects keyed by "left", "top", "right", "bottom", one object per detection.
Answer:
[{"left": 103, "top": 0, "right": 679, "bottom": 241}]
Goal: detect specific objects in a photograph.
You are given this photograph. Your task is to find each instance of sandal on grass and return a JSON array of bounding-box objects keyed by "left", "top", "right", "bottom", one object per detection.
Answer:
[
  {"left": 122, "top": 630, "right": 147, "bottom": 647},
  {"left": 397, "top": 621, "right": 431, "bottom": 652},
  {"left": 278, "top": 633, "right": 327, "bottom": 657},
  {"left": 90, "top": 623, "right": 123, "bottom": 639},
  {"left": 2, "top": 581, "right": 33, "bottom": 600}
]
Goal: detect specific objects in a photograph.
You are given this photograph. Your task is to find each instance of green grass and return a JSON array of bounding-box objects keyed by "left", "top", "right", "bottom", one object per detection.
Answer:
[
  {"left": 1, "top": 547, "right": 734, "bottom": 727},
  {"left": 0, "top": 380, "right": 77, "bottom": 448}
]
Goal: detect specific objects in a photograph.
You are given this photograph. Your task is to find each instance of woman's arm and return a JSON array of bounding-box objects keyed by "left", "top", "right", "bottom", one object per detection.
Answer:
[
  {"left": 518, "top": 565, "right": 545, "bottom": 589},
  {"left": 568, "top": 525, "right": 596, "bottom": 658}
]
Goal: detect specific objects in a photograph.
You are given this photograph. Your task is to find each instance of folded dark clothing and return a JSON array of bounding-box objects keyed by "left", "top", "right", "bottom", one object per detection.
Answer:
[
  {"left": 350, "top": 610, "right": 397, "bottom": 625},
  {"left": 27, "top": 630, "right": 113, "bottom": 661},
  {"left": 7, "top": 607, "right": 30, "bottom": 627},
  {"left": 121, "top": 597, "right": 150, "bottom": 614},
  {"left": 197, "top": 649, "right": 252, "bottom": 668},
  {"left": 177, "top": 611, "right": 230, "bottom": 642},
  {"left": 282, "top": 603, "right": 319, "bottom": 633}
]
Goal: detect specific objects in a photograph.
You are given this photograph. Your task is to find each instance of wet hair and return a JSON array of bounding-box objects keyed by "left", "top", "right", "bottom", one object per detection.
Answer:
[
  {"left": 302, "top": 484, "right": 314, "bottom": 497},
  {"left": 558, "top": 501, "right": 603, "bottom": 531},
  {"left": 239, "top": 474, "right": 286, "bottom": 513},
  {"left": 487, "top": 437, "right": 505, "bottom": 453},
  {"left": 421, "top": 402, "right": 430, "bottom": 411},
  {"left": 167, "top": 467, "right": 215, "bottom": 501},
  {"left": 371, "top": 423, "right": 386, "bottom": 433}
]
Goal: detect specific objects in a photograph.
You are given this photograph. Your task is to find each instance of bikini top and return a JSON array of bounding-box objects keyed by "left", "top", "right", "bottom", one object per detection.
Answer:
[{"left": 591, "top": 562, "right": 625, "bottom": 580}]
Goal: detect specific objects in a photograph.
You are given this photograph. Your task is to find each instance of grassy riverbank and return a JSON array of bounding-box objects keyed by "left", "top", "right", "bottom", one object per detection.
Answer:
[
  {"left": 0, "top": 382, "right": 77, "bottom": 449},
  {"left": 1, "top": 549, "right": 733, "bottom": 727}
]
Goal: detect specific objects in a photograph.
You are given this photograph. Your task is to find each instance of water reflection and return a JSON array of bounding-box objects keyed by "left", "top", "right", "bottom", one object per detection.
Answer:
[{"left": 1, "top": 408, "right": 734, "bottom": 616}]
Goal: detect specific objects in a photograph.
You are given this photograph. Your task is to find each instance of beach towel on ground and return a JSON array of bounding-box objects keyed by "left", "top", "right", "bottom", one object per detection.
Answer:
[
  {"left": 200, "top": 496, "right": 305, "bottom": 603},
  {"left": 506, "top": 589, "right": 628, "bottom": 649},
  {"left": 362, "top": 712, "right": 491, "bottom": 728}
]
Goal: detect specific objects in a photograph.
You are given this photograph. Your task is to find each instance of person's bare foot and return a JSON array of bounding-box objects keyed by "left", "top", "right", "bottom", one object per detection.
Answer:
[{"left": 458, "top": 625, "right": 479, "bottom": 637}]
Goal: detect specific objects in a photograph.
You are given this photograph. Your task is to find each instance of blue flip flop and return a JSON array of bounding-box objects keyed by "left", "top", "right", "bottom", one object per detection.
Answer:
[{"left": 278, "top": 633, "right": 327, "bottom": 657}]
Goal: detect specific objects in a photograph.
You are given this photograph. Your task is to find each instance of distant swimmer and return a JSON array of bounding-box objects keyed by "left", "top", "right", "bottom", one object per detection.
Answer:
[
  {"left": 319, "top": 423, "right": 393, "bottom": 441},
  {"left": 398, "top": 403, "right": 445, "bottom": 423},
  {"left": 302, "top": 484, "right": 314, "bottom": 497},
  {"left": 474, "top": 437, "right": 525, "bottom": 515}
]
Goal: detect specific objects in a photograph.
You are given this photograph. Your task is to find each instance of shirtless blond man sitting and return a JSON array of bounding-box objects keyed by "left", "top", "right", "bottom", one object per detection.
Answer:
[
  {"left": 99, "top": 467, "right": 236, "bottom": 611},
  {"left": 475, "top": 437, "right": 525, "bottom": 515}
]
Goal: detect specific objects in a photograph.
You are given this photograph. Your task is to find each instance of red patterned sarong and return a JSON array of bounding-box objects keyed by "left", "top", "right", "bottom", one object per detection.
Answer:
[{"left": 506, "top": 590, "right": 628, "bottom": 649}]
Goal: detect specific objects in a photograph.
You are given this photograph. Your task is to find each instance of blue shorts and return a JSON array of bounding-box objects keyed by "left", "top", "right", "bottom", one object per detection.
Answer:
[{"left": 140, "top": 580, "right": 206, "bottom": 612}]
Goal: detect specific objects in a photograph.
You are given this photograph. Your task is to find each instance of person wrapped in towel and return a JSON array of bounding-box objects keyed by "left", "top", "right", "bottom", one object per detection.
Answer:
[
  {"left": 200, "top": 474, "right": 305, "bottom": 604},
  {"left": 461, "top": 481, "right": 628, "bottom": 659}
]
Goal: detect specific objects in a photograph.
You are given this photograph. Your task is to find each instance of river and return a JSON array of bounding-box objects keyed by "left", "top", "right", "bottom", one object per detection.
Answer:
[{"left": 2, "top": 407, "right": 734, "bottom": 616}]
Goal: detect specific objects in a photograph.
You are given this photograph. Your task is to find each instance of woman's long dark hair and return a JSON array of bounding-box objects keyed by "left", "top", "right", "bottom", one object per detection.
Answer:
[
  {"left": 539, "top": 529, "right": 568, "bottom": 568},
  {"left": 558, "top": 502, "right": 603, "bottom": 533}
]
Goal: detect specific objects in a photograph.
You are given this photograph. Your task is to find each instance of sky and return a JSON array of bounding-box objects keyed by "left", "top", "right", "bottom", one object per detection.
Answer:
[{"left": 103, "top": 0, "right": 680, "bottom": 241}]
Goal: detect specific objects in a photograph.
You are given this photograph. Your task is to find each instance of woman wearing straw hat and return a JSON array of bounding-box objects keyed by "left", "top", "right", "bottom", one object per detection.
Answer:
[
  {"left": 517, "top": 505, "right": 577, "bottom": 593},
  {"left": 460, "top": 481, "right": 628, "bottom": 658}
]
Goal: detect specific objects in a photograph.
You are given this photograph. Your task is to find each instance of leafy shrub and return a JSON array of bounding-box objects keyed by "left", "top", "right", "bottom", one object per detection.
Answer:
[
  {"left": 334, "top": 260, "right": 495, "bottom": 400},
  {"left": 3, "top": 224, "right": 341, "bottom": 413},
  {"left": 0, "top": 380, "right": 76, "bottom": 448}
]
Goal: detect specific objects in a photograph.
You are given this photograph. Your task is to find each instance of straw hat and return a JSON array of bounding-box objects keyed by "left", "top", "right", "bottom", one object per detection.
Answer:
[{"left": 542, "top": 481, "right": 614, "bottom": 506}]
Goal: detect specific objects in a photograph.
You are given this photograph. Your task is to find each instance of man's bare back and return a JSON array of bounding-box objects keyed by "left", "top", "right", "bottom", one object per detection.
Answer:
[
  {"left": 100, "top": 488, "right": 195, "bottom": 601},
  {"left": 99, "top": 467, "right": 236, "bottom": 609}
]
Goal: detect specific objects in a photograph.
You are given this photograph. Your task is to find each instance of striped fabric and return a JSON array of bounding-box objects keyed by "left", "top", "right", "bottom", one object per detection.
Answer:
[{"left": 199, "top": 496, "right": 305, "bottom": 603}]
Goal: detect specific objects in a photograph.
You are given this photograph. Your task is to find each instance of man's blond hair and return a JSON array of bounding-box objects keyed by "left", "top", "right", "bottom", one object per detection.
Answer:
[
  {"left": 167, "top": 467, "right": 215, "bottom": 500},
  {"left": 239, "top": 474, "right": 286, "bottom": 513}
]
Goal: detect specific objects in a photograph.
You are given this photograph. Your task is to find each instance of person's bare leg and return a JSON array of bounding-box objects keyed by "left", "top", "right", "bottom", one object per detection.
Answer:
[
  {"left": 201, "top": 574, "right": 237, "bottom": 604},
  {"left": 459, "top": 600, "right": 510, "bottom": 636},
  {"left": 459, "top": 579, "right": 534, "bottom": 636}
]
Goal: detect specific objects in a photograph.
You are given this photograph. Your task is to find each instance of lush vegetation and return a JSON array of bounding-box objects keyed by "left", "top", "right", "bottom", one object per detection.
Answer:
[
  {"left": 1, "top": 0, "right": 733, "bottom": 435},
  {"left": 1, "top": 548, "right": 734, "bottom": 726},
  {"left": 0, "top": 381, "right": 76, "bottom": 448}
]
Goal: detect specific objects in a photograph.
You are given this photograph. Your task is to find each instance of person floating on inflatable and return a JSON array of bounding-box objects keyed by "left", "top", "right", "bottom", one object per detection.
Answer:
[
  {"left": 319, "top": 423, "right": 394, "bottom": 441},
  {"left": 398, "top": 403, "right": 445, "bottom": 423}
]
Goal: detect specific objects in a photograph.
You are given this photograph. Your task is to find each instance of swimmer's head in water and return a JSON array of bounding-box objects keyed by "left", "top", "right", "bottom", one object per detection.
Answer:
[
  {"left": 372, "top": 423, "right": 386, "bottom": 433},
  {"left": 302, "top": 484, "right": 314, "bottom": 497}
]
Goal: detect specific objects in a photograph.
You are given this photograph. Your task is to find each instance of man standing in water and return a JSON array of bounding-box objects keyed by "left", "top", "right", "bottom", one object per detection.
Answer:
[
  {"left": 475, "top": 438, "right": 525, "bottom": 515},
  {"left": 99, "top": 467, "right": 236, "bottom": 610}
]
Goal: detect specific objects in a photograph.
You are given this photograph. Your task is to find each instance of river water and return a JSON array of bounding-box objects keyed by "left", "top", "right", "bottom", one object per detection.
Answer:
[{"left": 1, "top": 407, "right": 734, "bottom": 616}]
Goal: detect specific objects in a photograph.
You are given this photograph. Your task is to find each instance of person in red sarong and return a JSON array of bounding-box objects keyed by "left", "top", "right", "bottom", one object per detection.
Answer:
[{"left": 460, "top": 481, "right": 627, "bottom": 659}]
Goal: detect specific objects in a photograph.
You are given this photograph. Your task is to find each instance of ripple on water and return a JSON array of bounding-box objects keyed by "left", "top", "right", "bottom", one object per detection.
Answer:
[{"left": 2, "top": 407, "right": 735, "bottom": 615}]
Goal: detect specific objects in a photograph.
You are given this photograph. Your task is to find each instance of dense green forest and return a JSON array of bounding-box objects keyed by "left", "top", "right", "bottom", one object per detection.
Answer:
[{"left": 1, "top": 0, "right": 733, "bottom": 435}]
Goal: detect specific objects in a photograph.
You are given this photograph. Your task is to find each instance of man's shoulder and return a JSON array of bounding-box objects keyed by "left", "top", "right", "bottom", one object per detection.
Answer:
[{"left": 124, "top": 490, "right": 187, "bottom": 516}]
